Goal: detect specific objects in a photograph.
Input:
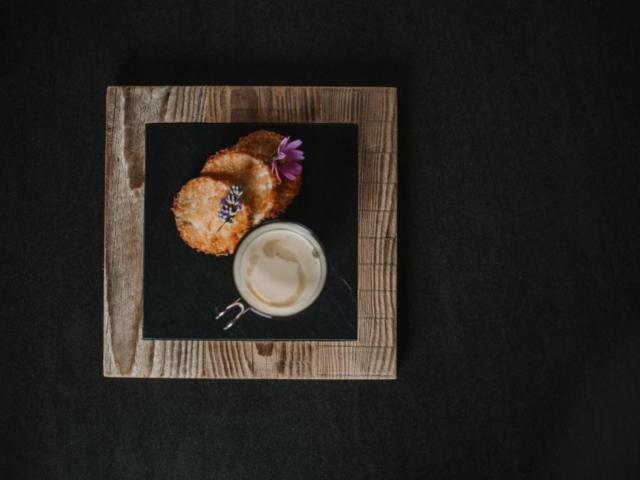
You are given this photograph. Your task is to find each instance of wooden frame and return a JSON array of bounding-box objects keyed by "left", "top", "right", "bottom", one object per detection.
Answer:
[{"left": 104, "top": 86, "right": 397, "bottom": 379}]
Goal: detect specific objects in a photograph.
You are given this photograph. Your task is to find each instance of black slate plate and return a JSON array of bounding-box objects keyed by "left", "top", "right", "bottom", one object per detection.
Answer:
[{"left": 143, "top": 123, "right": 358, "bottom": 340}]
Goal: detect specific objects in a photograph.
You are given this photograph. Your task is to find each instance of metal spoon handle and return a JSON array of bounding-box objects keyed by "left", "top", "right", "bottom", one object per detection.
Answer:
[{"left": 216, "top": 298, "right": 250, "bottom": 330}]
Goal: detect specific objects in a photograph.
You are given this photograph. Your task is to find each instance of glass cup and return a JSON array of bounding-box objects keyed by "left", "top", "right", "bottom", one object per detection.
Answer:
[{"left": 216, "top": 222, "right": 327, "bottom": 330}]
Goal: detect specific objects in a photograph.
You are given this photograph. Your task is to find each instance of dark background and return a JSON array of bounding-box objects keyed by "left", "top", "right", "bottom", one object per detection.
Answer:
[
  {"left": 144, "top": 123, "right": 357, "bottom": 340},
  {"left": 2, "top": 1, "right": 639, "bottom": 478}
]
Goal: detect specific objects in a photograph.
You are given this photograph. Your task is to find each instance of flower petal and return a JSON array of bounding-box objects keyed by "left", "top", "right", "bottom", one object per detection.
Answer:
[
  {"left": 271, "top": 160, "right": 281, "bottom": 182},
  {"left": 288, "top": 149, "right": 305, "bottom": 161},
  {"left": 281, "top": 161, "right": 302, "bottom": 179},
  {"left": 278, "top": 137, "right": 290, "bottom": 151},
  {"left": 286, "top": 139, "right": 302, "bottom": 150},
  {"left": 283, "top": 170, "right": 298, "bottom": 181}
]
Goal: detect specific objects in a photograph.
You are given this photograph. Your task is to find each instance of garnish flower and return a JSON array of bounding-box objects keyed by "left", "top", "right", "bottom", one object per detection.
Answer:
[
  {"left": 217, "top": 185, "right": 244, "bottom": 231},
  {"left": 272, "top": 137, "right": 304, "bottom": 183}
]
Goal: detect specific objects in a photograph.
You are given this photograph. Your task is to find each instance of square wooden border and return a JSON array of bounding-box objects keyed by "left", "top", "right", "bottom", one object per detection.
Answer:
[{"left": 104, "top": 86, "right": 397, "bottom": 379}]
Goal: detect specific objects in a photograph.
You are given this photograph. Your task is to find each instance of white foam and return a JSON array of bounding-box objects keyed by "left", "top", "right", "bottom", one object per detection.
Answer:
[{"left": 233, "top": 223, "right": 327, "bottom": 317}]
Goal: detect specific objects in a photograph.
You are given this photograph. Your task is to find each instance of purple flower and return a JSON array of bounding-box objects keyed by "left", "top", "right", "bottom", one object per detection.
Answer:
[
  {"left": 217, "top": 185, "right": 244, "bottom": 231},
  {"left": 272, "top": 137, "right": 304, "bottom": 182}
]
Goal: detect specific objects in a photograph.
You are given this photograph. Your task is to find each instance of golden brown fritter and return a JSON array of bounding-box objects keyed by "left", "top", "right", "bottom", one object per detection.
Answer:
[
  {"left": 201, "top": 150, "right": 277, "bottom": 225},
  {"left": 268, "top": 174, "right": 302, "bottom": 218},
  {"left": 233, "top": 130, "right": 301, "bottom": 218},
  {"left": 234, "top": 130, "right": 283, "bottom": 158},
  {"left": 172, "top": 177, "right": 251, "bottom": 256}
]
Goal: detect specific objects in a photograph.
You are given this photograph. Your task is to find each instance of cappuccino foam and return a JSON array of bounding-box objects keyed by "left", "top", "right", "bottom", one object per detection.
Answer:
[{"left": 233, "top": 223, "right": 326, "bottom": 316}]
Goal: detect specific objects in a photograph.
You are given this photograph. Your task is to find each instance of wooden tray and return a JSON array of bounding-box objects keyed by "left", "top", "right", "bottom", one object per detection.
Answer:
[{"left": 103, "top": 86, "right": 397, "bottom": 379}]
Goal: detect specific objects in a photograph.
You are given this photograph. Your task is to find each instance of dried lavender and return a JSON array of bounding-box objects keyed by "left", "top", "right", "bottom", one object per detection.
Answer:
[{"left": 217, "top": 185, "right": 244, "bottom": 231}]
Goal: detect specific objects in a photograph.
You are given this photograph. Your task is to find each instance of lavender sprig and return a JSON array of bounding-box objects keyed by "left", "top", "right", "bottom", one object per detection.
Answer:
[{"left": 217, "top": 185, "right": 244, "bottom": 231}]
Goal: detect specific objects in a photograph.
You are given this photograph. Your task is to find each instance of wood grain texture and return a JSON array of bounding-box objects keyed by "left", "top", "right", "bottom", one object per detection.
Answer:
[{"left": 104, "top": 86, "right": 397, "bottom": 379}]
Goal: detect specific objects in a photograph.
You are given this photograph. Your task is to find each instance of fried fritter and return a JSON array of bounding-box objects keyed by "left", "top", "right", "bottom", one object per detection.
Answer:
[
  {"left": 268, "top": 174, "right": 302, "bottom": 218},
  {"left": 233, "top": 130, "right": 302, "bottom": 218},
  {"left": 234, "top": 130, "right": 283, "bottom": 158},
  {"left": 201, "top": 150, "right": 277, "bottom": 225},
  {"left": 172, "top": 177, "right": 251, "bottom": 256}
]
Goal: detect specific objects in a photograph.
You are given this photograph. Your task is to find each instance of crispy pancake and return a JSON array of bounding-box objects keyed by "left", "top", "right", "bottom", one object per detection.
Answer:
[
  {"left": 267, "top": 174, "right": 301, "bottom": 218},
  {"left": 172, "top": 177, "right": 251, "bottom": 256},
  {"left": 235, "top": 130, "right": 283, "bottom": 158},
  {"left": 201, "top": 150, "right": 276, "bottom": 225},
  {"left": 233, "top": 130, "right": 302, "bottom": 218}
]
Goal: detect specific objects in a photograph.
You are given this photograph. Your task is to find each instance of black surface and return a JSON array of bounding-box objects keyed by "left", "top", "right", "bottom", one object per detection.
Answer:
[
  {"left": 144, "top": 123, "right": 357, "bottom": 340},
  {"left": 2, "top": 1, "right": 640, "bottom": 479}
]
